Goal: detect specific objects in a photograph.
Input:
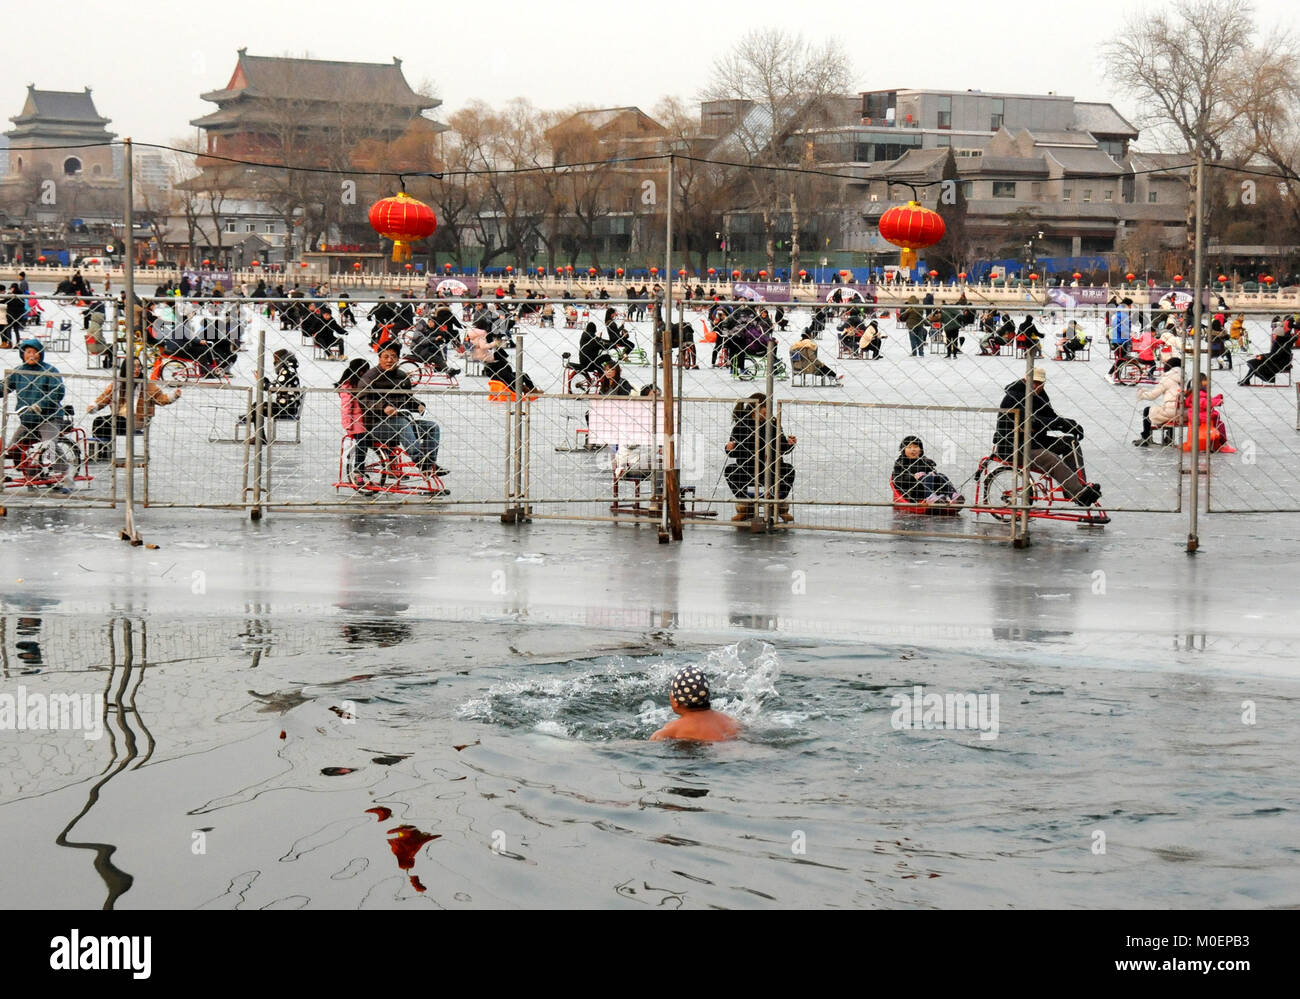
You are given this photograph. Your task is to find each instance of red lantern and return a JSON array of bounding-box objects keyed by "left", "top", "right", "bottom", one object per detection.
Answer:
[
  {"left": 300, "top": 261, "right": 309, "bottom": 268},
  {"left": 1072, "top": 271, "right": 1082, "bottom": 281},
  {"left": 37, "top": 255, "right": 46, "bottom": 263},
  {"left": 708, "top": 267, "right": 716, "bottom": 276},
  {"left": 1125, "top": 272, "right": 1135, "bottom": 281},
  {"left": 537, "top": 266, "right": 545, "bottom": 276},
  {"left": 1264, "top": 275, "right": 1275, "bottom": 285},
  {"left": 798, "top": 269, "right": 807, "bottom": 278},
  {"left": 1028, "top": 273, "right": 1038, "bottom": 281},
  {"left": 565, "top": 265, "right": 573, "bottom": 272},
  {"left": 616, "top": 268, "right": 624, "bottom": 277},
  {"left": 202, "top": 259, "right": 210, "bottom": 267},
  {"left": 589, "top": 267, "right": 598, "bottom": 276},
  {"left": 147, "top": 258, "right": 157, "bottom": 266},
  {"left": 878, "top": 201, "right": 945, "bottom": 269},
  {"left": 404, "top": 263, "right": 413, "bottom": 271},
  {"left": 958, "top": 271, "right": 967, "bottom": 281},
  {"left": 679, "top": 268, "right": 687, "bottom": 277},
  {"left": 928, "top": 269, "right": 939, "bottom": 279},
  {"left": 368, "top": 191, "right": 437, "bottom": 263},
  {"left": 839, "top": 269, "right": 851, "bottom": 278},
  {"left": 88, "top": 259, "right": 99, "bottom": 265},
  {"left": 505, "top": 265, "right": 513, "bottom": 274},
  {"left": 250, "top": 259, "right": 260, "bottom": 267},
  {"left": 353, "top": 262, "right": 362, "bottom": 271},
  {"left": 758, "top": 269, "right": 768, "bottom": 279},
  {"left": 650, "top": 267, "right": 658, "bottom": 276},
  {"left": 732, "top": 269, "right": 740, "bottom": 279},
  {"left": 1217, "top": 274, "right": 1227, "bottom": 283},
  {"left": 1173, "top": 274, "right": 1183, "bottom": 283},
  {"left": 444, "top": 262, "right": 453, "bottom": 272}
]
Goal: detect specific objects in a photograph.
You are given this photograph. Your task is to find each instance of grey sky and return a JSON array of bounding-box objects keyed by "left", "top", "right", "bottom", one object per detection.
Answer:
[{"left": 7, "top": 0, "right": 1296, "bottom": 149}]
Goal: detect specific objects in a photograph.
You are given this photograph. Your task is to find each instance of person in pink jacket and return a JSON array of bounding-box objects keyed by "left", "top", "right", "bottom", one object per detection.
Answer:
[
  {"left": 336, "top": 358, "right": 372, "bottom": 483},
  {"left": 1185, "top": 372, "right": 1233, "bottom": 452}
]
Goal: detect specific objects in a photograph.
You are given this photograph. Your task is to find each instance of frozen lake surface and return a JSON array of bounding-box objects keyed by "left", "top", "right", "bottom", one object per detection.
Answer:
[{"left": 1, "top": 507, "right": 1298, "bottom": 909}]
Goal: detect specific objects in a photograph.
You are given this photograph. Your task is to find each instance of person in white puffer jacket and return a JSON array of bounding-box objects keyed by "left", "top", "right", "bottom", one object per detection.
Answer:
[{"left": 1134, "top": 357, "right": 1184, "bottom": 446}]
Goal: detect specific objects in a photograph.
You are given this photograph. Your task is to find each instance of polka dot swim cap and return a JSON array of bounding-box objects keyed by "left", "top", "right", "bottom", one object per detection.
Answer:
[{"left": 671, "top": 666, "right": 711, "bottom": 710}]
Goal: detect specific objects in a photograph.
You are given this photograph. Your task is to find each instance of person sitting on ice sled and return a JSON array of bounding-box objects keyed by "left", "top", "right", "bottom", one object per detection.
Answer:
[
  {"left": 650, "top": 666, "right": 740, "bottom": 742},
  {"left": 892, "top": 435, "right": 964, "bottom": 506}
]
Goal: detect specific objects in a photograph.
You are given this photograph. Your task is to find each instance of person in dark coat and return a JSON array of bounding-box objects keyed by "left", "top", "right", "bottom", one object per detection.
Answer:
[
  {"left": 579, "top": 321, "right": 612, "bottom": 376},
  {"left": 1238, "top": 326, "right": 1295, "bottom": 385},
  {"left": 724, "top": 392, "right": 796, "bottom": 522},
  {"left": 994, "top": 368, "right": 1100, "bottom": 506},
  {"left": 356, "top": 343, "right": 444, "bottom": 474},
  {"left": 892, "top": 436, "right": 963, "bottom": 505},
  {"left": 2, "top": 284, "right": 26, "bottom": 346}
]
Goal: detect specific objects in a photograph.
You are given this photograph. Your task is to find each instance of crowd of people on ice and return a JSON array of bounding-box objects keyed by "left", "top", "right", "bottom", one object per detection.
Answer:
[{"left": 4, "top": 275, "right": 1292, "bottom": 511}]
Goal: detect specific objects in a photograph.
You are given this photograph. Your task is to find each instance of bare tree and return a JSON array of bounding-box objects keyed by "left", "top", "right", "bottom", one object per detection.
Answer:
[
  {"left": 1104, "top": 0, "right": 1261, "bottom": 248},
  {"left": 1230, "top": 35, "right": 1300, "bottom": 242},
  {"left": 703, "top": 29, "right": 855, "bottom": 272},
  {"left": 455, "top": 99, "right": 549, "bottom": 268},
  {"left": 655, "top": 96, "right": 728, "bottom": 272}
]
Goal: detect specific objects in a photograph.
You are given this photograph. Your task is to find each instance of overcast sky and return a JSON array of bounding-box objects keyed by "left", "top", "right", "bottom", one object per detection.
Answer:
[{"left": 7, "top": 0, "right": 1297, "bottom": 149}]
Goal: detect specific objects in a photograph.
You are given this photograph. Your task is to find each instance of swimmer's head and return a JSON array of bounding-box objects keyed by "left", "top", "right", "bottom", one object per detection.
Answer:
[{"left": 670, "top": 666, "right": 711, "bottom": 711}]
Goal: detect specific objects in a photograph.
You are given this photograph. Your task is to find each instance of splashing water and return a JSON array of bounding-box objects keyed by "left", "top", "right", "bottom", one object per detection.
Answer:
[{"left": 456, "top": 640, "right": 784, "bottom": 741}]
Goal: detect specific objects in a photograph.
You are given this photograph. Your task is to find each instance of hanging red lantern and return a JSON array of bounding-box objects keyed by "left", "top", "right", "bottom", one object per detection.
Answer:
[
  {"left": 300, "top": 261, "right": 309, "bottom": 268},
  {"left": 147, "top": 258, "right": 157, "bottom": 266},
  {"left": 758, "top": 269, "right": 768, "bottom": 279},
  {"left": 679, "top": 268, "right": 687, "bottom": 277},
  {"left": 250, "top": 259, "right": 261, "bottom": 267},
  {"left": 1173, "top": 274, "right": 1183, "bottom": 283},
  {"left": 798, "top": 269, "right": 806, "bottom": 278},
  {"left": 537, "top": 266, "right": 545, "bottom": 276},
  {"left": 732, "top": 269, "right": 740, "bottom": 279},
  {"left": 928, "top": 269, "right": 939, "bottom": 279},
  {"left": 202, "top": 259, "right": 210, "bottom": 266},
  {"left": 1217, "top": 274, "right": 1227, "bottom": 283},
  {"left": 1028, "top": 272, "right": 1038, "bottom": 281},
  {"left": 589, "top": 267, "right": 598, "bottom": 276},
  {"left": 878, "top": 201, "right": 945, "bottom": 269},
  {"left": 565, "top": 264, "right": 573, "bottom": 273},
  {"left": 37, "top": 255, "right": 46, "bottom": 263},
  {"left": 404, "top": 263, "right": 413, "bottom": 271},
  {"left": 368, "top": 191, "right": 437, "bottom": 263},
  {"left": 616, "top": 267, "right": 624, "bottom": 277},
  {"left": 1264, "top": 275, "right": 1275, "bottom": 285},
  {"left": 650, "top": 267, "right": 659, "bottom": 276},
  {"left": 353, "top": 262, "right": 362, "bottom": 271},
  {"left": 1072, "top": 271, "right": 1082, "bottom": 281},
  {"left": 506, "top": 265, "right": 513, "bottom": 274},
  {"left": 1125, "top": 272, "right": 1135, "bottom": 281},
  {"left": 958, "top": 271, "right": 967, "bottom": 281},
  {"left": 708, "top": 267, "right": 716, "bottom": 276},
  {"left": 839, "top": 269, "right": 851, "bottom": 278},
  {"left": 444, "top": 262, "right": 452, "bottom": 272}
]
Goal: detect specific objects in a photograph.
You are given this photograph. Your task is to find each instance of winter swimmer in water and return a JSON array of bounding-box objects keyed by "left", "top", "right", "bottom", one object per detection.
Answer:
[{"left": 650, "top": 667, "right": 741, "bottom": 742}]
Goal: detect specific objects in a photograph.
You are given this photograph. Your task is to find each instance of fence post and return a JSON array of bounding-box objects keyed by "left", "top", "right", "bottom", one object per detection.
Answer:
[
  {"left": 120, "top": 137, "right": 142, "bottom": 546},
  {"left": 249, "top": 319, "right": 266, "bottom": 520},
  {"left": 501, "top": 331, "right": 527, "bottom": 523},
  {"left": 754, "top": 335, "right": 777, "bottom": 532},
  {"left": 1015, "top": 346, "right": 1034, "bottom": 548}
]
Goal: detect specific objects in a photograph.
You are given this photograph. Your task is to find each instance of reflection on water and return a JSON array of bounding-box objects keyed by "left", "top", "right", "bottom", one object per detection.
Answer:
[
  {"left": 337, "top": 600, "right": 414, "bottom": 648},
  {"left": 54, "top": 620, "right": 143, "bottom": 910}
]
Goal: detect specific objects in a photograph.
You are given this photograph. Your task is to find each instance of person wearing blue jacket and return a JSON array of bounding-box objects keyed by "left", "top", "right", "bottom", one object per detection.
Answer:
[{"left": 3, "top": 338, "right": 70, "bottom": 491}]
